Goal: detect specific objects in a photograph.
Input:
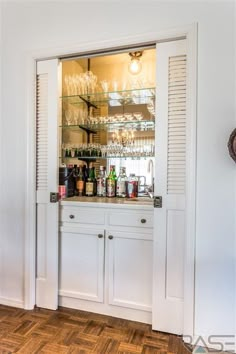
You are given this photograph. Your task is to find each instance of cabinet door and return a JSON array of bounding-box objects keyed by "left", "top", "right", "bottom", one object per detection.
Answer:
[
  {"left": 59, "top": 227, "right": 104, "bottom": 303},
  {"left": 107, "top": 230, "right": 153, "bottom": 312}
]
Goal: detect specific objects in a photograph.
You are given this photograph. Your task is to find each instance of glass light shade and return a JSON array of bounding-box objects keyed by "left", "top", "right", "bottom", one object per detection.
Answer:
[{"left": 128, "top": 58, "right": 142, "bottom": 75}]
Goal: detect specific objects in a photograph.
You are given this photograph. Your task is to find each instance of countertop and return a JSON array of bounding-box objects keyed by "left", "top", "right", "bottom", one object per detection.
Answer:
[{"left": 60, "top": 196, "right": 154, "bottom": 210}]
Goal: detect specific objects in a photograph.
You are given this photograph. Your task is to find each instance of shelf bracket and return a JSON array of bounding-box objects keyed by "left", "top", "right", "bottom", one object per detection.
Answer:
[{"left": 79, "top": 95, "right": 98, "bottom": 109}]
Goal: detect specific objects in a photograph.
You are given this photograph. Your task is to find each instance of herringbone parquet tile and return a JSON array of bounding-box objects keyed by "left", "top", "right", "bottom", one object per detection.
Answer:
[{"left": 0, "top": 305, "right": 192, "bottom": 353}]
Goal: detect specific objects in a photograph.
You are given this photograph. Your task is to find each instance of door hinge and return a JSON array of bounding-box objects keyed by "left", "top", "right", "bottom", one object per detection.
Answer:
[
  {"left": 154, "top": 196, "right": 162, "bottom": 208},
  {"left": 50, "top": 192, "right": 59, "bottom": 203}
]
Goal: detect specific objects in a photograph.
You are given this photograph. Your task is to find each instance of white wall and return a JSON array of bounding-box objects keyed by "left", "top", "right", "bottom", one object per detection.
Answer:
[{"left": 0, "top": 0, "right": 235, "bottom": 343}]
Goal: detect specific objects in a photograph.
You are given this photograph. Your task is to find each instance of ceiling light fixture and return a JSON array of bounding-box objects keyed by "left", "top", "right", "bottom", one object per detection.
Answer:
[{"left": 128, "top": 51, "right": 143, "bottom": 75}]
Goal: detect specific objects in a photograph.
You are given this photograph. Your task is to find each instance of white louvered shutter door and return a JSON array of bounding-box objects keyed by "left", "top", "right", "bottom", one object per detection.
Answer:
[
  {"left": 152, "top": 40, "right": 187, "bottom": 335},
  {"left": 36, "top": 59, "right": 60, "bottom": 310}
]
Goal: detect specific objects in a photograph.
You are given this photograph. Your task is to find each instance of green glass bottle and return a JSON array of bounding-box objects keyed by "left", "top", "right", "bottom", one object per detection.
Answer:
[{"left": 106, "top": 165, "right": 117, "bottom": 197}]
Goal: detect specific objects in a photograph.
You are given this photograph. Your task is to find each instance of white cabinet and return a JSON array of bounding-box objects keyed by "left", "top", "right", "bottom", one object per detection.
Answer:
[
  {"left": 59, "top": 203, "right": 153, "bottom": 323},
  {"left": 107, "top": 230, "right": 152, "bottom": 312},
  {"left": 59, "top": 227, "right": 104, "bottom": 303},
  {"left": 108, "top": 211, "right": 153, "bottom": 229}
]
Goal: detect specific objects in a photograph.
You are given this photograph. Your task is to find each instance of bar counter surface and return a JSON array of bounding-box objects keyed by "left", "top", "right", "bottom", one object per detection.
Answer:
[{"left": 60, "top": 196, "right": 154, "bottom": 210}]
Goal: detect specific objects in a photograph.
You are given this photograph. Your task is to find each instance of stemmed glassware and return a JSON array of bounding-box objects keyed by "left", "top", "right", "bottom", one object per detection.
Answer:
[
  {"left": 62, "top": 139, "right": 155, "bottom": 159},
  {"left": 64, "top": 71, "right": 98, "bottom": 96}
]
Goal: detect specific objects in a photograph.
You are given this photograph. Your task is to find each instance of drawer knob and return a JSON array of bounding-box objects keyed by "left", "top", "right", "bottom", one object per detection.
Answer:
[
  {"left": 141, "top": 218, "right": 146, "bottom": 224},
  {"left": 98, "top": 234, "right": 103, "bottom": 238},
  {"left": 108, "top": 235, "right": 113, "bottom": 240},
  {"left": 69, "top": 214, "right": 75, "bottom": 219}
]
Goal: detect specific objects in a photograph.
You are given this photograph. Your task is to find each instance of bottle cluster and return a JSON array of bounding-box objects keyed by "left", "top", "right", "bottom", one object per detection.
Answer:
[{"left": 71, "top": 165, "right": 139, "bottom": 199}]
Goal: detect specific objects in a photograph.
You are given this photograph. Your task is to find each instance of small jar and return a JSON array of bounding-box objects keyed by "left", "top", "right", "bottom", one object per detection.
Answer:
[{"left": 126, "top": 174, "right": 138, "bottom": 198}]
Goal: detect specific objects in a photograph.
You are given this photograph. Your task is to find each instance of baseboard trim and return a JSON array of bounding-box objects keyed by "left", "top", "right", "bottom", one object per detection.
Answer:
[
  {"left": 0, "top": 297, "right": 24, "bottom": 309},
  {"left": 59, "top": 296, "right": 152, "bottom": 324}
]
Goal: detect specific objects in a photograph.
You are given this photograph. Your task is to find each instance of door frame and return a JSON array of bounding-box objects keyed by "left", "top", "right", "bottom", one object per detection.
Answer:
[{"left": 24, "top": 24, "right": 197, "bottom": 339}]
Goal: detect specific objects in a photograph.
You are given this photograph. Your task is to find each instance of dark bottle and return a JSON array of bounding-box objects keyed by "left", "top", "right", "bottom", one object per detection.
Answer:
[
  {"left": 73, "top": 164, "right": 78, "bottom": 174},
  {"left": 106, "top": 165, "right": 117, "bottom": 198},
  {"left": 76, "top": 165, "right": 85, "bottom": 196},
  {"left": 74, "top": 148, "right": 79, "bottom": 158},
  {"left": 83, "top": 165, "right": 88, "bottom": 194},
  {"left": 65, "top": 148, "right": 71, "bottom": 158},
  {"left": 73, "top": 165, "right": 78, "bottom": 195},
  {"left": 92, "top": 166, "right": 97, "bottom": 195}
]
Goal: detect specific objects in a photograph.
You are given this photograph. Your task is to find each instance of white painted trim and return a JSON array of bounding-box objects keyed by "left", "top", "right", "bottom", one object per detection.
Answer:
[
  {"left": 24, "top": 24, "right": 197, "bottom": 338},
  {"left": 29, "top": 25, "right": 193, "bottom": 61},
  {"left": 59, "top": 290, "right": 101, "bottom": 302},
  {"left": 183, "top": 23, "right": 198, "bottom": 338},
  {"left": 0, "top": 0, "right": 3, "bottom": 302},
  {"left": 24, "top": 57, "right": 37, "bottom": 310},
  {"left": 0, "top": 297, "right": 24, "bottom": 309},
  {"left": 59, "top": 296, "right": 152, "bottom": 324},
  {"left": 234, "top": 5, "right": 236, "bottom": 348}
]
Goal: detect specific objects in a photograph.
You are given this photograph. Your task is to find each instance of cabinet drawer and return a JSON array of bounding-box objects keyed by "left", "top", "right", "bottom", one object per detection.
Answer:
[
  {"left": 108, "top": 211, "right": 153, "bottom": 229},
  {"left": 61, "top": 207, "right": 105, "bottom": 225}
]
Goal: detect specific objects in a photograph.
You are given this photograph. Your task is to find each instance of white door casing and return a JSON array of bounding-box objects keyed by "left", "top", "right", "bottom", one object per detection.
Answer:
[
  {"left": 28, "top": 27, "right": 196, "bottom": 338},
  {"left": 36, "top": 59, "right": 60, "bottom": 310},
  {"left": 152, "top": 39, "right": 187, "bottom": 335}
]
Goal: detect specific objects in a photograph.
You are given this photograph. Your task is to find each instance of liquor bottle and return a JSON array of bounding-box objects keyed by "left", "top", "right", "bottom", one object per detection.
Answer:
[
  {"left": 116, "top": 167, "right": 127, "bottom": 198},
  {"left": 82, "top": 165, "right": 87, "bottom": 180},
  {"left": 73, "top": 164, "right": 78, "bottom": 175},
  {"left": 76, "top": 165, "right": 85, "bottom": 196},
  {"left": 106, "top": 165, "right": 116, "bottom": 198},
  {"left": 65, "top": 148, "right": 71, "bottom": 158},
  {"left": 92, "top": 166, "right": 97, "bottom": 195},
  {"left": 85, "top": 165, "right": 95, "bottom": 197},
  {"left": 97, "top": 166, "right": 106, "bottom": 197},
  {"left": 73, "top": 164, "right": 78, "bottom": 195},
  {"left": 126, "top": 173, "right": 138, "bottom": 198}
]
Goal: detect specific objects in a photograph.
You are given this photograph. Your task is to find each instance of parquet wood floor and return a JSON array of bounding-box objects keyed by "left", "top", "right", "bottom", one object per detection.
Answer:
[{"left": 0, "top": 305, "right": 192, "bottom": 353}]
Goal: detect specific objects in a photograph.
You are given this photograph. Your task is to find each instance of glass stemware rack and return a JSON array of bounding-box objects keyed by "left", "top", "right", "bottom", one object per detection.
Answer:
[{"left": 60, "top": 87, "right": 156, "bottom": 164}]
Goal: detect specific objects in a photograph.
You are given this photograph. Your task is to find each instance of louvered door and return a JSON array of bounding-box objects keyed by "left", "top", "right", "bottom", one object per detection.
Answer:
[
  {"left": 152, "top": 40, "right": 187, "bottom": 334},
  {"left": 36, "top": 59, "right": 60, "bottom": 310}
]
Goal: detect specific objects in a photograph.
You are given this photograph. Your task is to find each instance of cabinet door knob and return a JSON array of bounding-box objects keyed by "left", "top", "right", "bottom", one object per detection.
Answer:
[
  {"left": 108, "top": 235, "right": 113, "bottom": 240},
  {"left": 98, "top": 234, "right": 103, "bottom": 238},
  {"left": 141, "top": 218, "right": 146, "bottom": 224},
  {"left": 69, "top": 214, "right": 75, "bottom": 219}
]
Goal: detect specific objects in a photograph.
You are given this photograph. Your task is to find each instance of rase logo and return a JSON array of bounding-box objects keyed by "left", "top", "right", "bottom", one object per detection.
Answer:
[
  {"left": 192, "top": 337, "right": 209, "bottom": 353},
  {"left": 193, "top": 346, "right": 208, "bottom": 354},
  {"left": 184, "top": 335, "right": 235, "bottom": 353}
]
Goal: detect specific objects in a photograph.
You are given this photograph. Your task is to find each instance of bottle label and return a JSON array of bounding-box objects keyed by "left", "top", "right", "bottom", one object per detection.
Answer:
[
  {"left": 86, "top": 182, "right": 94, "bottom": 196},
  {"left": 127, "top": 181, "right": 138, "bottom": 198},
  {"left": 97, "top": 180, "right": 105, "bottom": 196},
  {"left": 77, "top": 180, "right": 84, "bottom": 193},
  {"left": 58, "top": 185, "right": 66, "bottom": 200},
  {"left": 116, "top": 181, "right": 126, "bottom": 197},
  {"left": 107, "top": 180, "right": 115, "bottom": 197}
]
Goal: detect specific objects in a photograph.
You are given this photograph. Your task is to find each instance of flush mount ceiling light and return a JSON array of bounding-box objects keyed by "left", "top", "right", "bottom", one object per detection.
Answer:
[{"left": 128, "top": 51, "right": 143, "bottom": 75}]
